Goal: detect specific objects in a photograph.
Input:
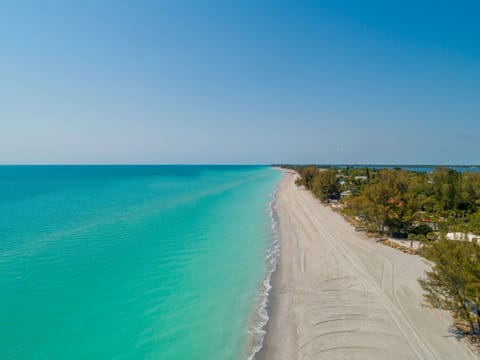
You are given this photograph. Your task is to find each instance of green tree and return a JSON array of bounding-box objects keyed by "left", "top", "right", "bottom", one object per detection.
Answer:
[
  {"left": 431, "top": 167, "right": 462, "bottom": 213},
  {"left": 349, "top": 181, "right": 392, "bottom": 233},
  {"left": 295, "top": 166, "right": 318, "bottom": 190},
  {"left": 348, "top": 169, "right": 420, "bottom": 236},
  {"left": 419, "top": 239, "right": 480, "bottom": 334},
  {"left": 311, "top": 168, "right": 341, "bottom": 201}
]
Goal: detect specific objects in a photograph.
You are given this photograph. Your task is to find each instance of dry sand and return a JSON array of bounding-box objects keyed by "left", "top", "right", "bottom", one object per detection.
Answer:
[{"left": 258, "top": 172, "right": 477, "bottom": 360}]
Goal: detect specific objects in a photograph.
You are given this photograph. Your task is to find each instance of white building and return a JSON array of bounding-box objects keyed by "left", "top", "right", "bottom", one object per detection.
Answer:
[{"left": 446, "top": 232, "right": 480, "bottom": 243}]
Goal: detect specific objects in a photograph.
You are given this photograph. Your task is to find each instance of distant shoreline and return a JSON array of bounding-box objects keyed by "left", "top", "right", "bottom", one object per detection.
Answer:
[{"left": 271, "top": 164, "right": 480, "bottom": 173}]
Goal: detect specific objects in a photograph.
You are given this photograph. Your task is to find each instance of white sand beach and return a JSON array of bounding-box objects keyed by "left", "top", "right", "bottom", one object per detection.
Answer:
[{"left": 259, "top": 172, "right": 477, "bottom": 360}]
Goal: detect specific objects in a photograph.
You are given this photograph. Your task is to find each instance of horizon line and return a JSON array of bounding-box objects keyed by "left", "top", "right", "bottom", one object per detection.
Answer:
[{"left": 1, "top": 163, "right": 479, "bottom": 167}]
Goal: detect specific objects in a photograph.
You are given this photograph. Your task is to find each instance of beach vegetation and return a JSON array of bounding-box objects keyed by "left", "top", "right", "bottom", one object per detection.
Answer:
[
  {"left": 291, "top": 165, "right": 480, "bottom": 239},
  {"left": 295, "top": 166, "right": 318, "bottom": 190},
  {"left": 311, "top": 168, "right": 341, "bottom": 201},
  {"left": 419, "top": 239, "right": 480, "bottom": 335},
  {"left": 295, "top": 166, "right": 341, "bottom": 202}
]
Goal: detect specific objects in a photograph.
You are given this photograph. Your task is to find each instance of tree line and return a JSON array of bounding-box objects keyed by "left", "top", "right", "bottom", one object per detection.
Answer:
[{"left": 293, "top": 165, "right": 480, "bottom": 237}]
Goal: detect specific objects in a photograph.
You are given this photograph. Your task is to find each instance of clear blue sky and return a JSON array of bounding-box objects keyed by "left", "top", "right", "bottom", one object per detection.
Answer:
[{"left": 1, "top": 1, "right": 478, "bottom": 164}]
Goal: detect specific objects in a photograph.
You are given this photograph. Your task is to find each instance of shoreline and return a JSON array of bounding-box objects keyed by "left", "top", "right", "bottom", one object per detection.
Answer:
[
  {"left": 257, "top": 172, "right": 476, "bottom": 360},
  {"left": 255, "top": 171, "right": 296, "bottom": 360},
  {"left": 246, "top": 172, "right": 283, "bottom": 360}
]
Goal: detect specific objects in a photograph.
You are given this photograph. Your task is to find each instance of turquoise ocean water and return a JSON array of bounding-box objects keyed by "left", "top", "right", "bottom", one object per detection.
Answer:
[{"left": 0, "top": 166, "right": 282, "bottom": 359}]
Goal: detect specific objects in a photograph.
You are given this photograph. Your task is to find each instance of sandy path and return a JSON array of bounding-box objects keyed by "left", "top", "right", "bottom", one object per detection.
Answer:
[{"left": 258, "top": 172, "right": 477, "bottom": 360}]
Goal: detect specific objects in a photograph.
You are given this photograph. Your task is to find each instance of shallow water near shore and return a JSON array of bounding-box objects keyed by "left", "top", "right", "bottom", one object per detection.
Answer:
[{"left": 0, "top": 165, "right": 282, "bottom": 359}]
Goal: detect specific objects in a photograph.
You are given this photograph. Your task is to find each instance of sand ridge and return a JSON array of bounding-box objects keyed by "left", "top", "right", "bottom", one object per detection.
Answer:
[{"left": 258, "top": 172, "right": 477, "bottom": 360}]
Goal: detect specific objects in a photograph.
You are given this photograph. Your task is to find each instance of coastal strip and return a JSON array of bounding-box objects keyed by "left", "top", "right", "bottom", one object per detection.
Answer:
[
  {"left": 258, "top": 171, "right": 476, "bottom": 360},
  {"left": 246, "top": 181, "right": 281, "bottom": 360}
]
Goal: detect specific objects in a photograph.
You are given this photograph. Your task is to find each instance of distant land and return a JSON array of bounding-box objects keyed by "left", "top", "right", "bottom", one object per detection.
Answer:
[{"left": 272, "top": 164, "right": 480, "bottom": 173}]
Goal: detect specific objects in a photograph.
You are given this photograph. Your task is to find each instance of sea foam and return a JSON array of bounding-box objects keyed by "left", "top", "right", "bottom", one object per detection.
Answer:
[{"left": 246, "top": 182, "right": 281, "bottom": 360}]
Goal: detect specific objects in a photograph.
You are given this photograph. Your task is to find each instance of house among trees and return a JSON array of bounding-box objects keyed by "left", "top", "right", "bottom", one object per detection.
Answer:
[
  {"left": 446, "top": 232, "right": 480, "bottom": 243},
  {"left": 354, "top": 175, "right": 368, "bottom": 181},
  {"left": 417, "top": 216, "right": 442, "bottom": 231}
]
